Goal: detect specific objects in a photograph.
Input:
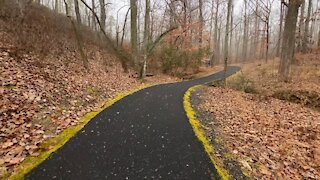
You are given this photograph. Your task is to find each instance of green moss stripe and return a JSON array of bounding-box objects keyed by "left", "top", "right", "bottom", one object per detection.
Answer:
[
  {"left": 183, "top": 85, "right": 231, "bottom": 180},
  {"left": 9, "top": 84, "right": 153, "bottom": 180}
]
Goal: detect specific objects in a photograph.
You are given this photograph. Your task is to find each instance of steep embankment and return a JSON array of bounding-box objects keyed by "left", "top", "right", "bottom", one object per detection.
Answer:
[{"left": 0, "top": 2, "right": 176, "bottom": 177}]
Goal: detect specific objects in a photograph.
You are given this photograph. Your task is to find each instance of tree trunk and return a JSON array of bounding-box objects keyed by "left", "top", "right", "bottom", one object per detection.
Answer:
[
  {"left": 99, "top": 0, "right": 106, "bottom": 31},
  {"left": 265, "top": 18, "right": 269, "bottom": 62},
  {"left": 277, "top": 2, "right": 285, "bottom": 57},
  {"left": 198, "top": 0, "right": 204, "bottom": 48},
  {"left": 223, "top": 0, "right": 232, "bottom": 86},
  {"left": 121, "top": 8, "right": 130, "bottom": 47},
  {"left": 210, "top": 0, "right": 220, "bottom": 66},
  {"left": 302, "top": 0, "right": 312, "bottom": 53},
  {"left": 130, "top": 0, "right": 138, "bottom": 65},
  {"left": 91, "top": 0, "right": 96, "bottom": 31},
  {"left": 279, "top": 0, "right": 302, "bottom": 82},
  {"left": 54, "top": 0, "right": 59, "bottom": 12},
  {"left": 141, "top": 0, "right": 150, "bottom": 79},
  {"left": 242, "top": 0, "right": 248, "bottom": 62},
  {"left": 64, "top": 0, "right": 89, "bottom": 70},
  {"left": 229, "top": 3, "right": 233, "bottom": 61},
  {"left": 208, "top": 0, "right": 214, "bottom": 50},
  {"left": 74, "top": 0, "right": 81, "bottom": 25},
  {"left": 297, "top": 0, "right": 305, "bottom": 52}
]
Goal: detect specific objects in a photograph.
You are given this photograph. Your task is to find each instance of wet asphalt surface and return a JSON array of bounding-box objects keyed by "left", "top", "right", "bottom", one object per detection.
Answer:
[{"left": 26, "top": 66, "right": 240, "bottom": 180}]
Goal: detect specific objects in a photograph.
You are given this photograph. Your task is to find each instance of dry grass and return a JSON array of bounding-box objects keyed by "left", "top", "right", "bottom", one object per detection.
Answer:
[{"left": 237, "top": 54, "right": 320, "bottom": 96}]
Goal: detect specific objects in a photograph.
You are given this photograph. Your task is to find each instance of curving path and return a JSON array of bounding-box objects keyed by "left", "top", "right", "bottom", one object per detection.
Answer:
[{"left": 26, "top": 66, "right": 240, "bottom": 180}]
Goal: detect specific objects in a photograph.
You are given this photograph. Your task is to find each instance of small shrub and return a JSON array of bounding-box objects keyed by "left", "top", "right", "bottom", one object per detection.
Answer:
[
  {"left": 273, "top": 90, "right": 320, "bottom": 109},
  {"left": 159, "top": 46, "right": 208, "bottom": 76},
  {"left": 227, "top": 71, "right": 256, "bottom": 93}
]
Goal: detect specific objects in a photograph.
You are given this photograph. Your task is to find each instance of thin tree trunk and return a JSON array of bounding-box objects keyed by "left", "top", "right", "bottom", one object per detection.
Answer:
[
  {"left": 279, "top": 0, "right": 301, "bottom": 82},
  {"left": 229, "top": 3, "right": 233, "bottom": 61},
  {"left": 65, "top": 0, "right": 89, "bottom": 70},
  {"left": 277, "top": 2, "right": 284, "bottom": 57},
  {"left": 223, "top": 0, "right": 232, "bottom": 86},
  {"left": 55, "top": 0, "right": 58, "bottom": 12},
  {"left": 302, "top": 0, "right": 312, "bottom": 53},
  {"left": 265, "top": 18, "right": 269, "bottom": 62},
  {"left": 198, "top": 0, "right": 204, "bottom": 48},
  {"left": 130, "top": 0, "right": 138, "bottom": 65},
  {"left": 297, "top": 0, "right": 305, "bottom": 52},
  {"left": 99, "top": 0, "right": 106, "bottom": 32},
  {"left": 141, "top": 0, "right": 150, "bottom": 78},
  {"left": 211, "top": 0, "right": 219, "bottom": 66},
  {"left": 91, "top": 0, "right": 96, "bottom": 31},
  {"left": 121, "top": 8, "right": 130, "bottom": 47},
  {"left": 74, "top": 0, "right": 81, "bottom": 25},
  {"left": 242, "top": 0, "right": 248, "bottom": 62},
  {"left": 208, "top": 0, "right": 214, "bottom": 50}
]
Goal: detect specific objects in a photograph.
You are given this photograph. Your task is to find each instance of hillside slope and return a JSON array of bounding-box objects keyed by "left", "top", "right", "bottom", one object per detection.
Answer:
[{"left": 0, "top": 1, "right": 177, "bottom": 177}]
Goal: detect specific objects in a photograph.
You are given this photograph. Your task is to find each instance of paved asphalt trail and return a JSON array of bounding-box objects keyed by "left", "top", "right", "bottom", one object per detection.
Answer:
[{"left": 26, "top": 66, "right": 240, "bottom": 180}]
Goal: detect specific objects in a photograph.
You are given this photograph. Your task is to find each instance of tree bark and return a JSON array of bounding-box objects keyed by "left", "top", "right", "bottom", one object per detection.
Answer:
[
  {"left": 74, "top": 0, "right": 81, "bottom": 25},
  {"left": 64, "top": 0, "right": 89, "bottom": 70},
  {"left": 198, "top": 0, "right": 204, "bottom": 48},
  {"left": 302, "top": 0, "right": 312, "bottom": 53},
  {"left": 99, "top": 0, "right": 106, "bottom": 31},
  {"left": 223, "top": 0, "right": 232, "bottom": 86},
  {"left": 55, "top": 0, "right": 59, "bottom": 12},
  {"left": 229, "top": 3, "right": 233, "bottom": 60},
  {"left": 130, "top": 0, "right": 138, "bottom": 65},
  {"left": 91, "top": 0, "right": 96, "bottom": 31},
  {"left": 121, "top": 8, "right": 130, "bottom": 47},
  {"left": 210, "top": 0, "right": 220, "bottom": 66},
  {"left": 279, "top": 0, "right": 302, "bottom": 82},
  {"left": 242, "top": 0, "right": 248, "bottom": 62},
  {"left": 141, "top": 0, "right": 150, "bottom": 79},
  {"left": 297, "top": 0, "right": 305, "bottom": 52},
  {"left": 277, "top": 2, "right": 285, "bottom": 57}
]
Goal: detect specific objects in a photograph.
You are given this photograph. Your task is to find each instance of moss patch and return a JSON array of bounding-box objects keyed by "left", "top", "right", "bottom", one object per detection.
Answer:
[{"left": 183, "top": 85, "right": 231, "bottom": 180}]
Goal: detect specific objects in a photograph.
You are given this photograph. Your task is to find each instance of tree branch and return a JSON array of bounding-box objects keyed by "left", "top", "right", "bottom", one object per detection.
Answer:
[{"left": 147, "top": 26, "right": 178, "bottom": 56}]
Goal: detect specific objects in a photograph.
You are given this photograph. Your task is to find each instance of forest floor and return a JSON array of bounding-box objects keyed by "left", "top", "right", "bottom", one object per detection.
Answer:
[{"left": 196, "top": 52, "right": 320, "bottom": 179}]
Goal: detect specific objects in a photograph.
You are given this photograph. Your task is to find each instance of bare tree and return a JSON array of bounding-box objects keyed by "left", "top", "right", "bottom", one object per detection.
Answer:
[
  {"left": 64, "top": 0, "right": 89, "bottom": 70},
  {"left": 54, "top": 0, "right": 59, "bottom": 12},
  {"left": 141, "top": 0, "right": 150, "bottom": 78},
  {"left": 91, "top": 0, "right": 96, "bottom": 31},
  {"left": 223, "top": 0, "right": 233, "bottom": 85},
  {"left": 210, "top": 0, "right": 220, "bottom": 66},
  {"left": 302, "top": 0, "right": 312, "bottom": 53},
  {"left": 198, "top": 0, "right": 204, "bottom": 48},
  {"left": 276, "top": 1, "right": 286, "bottom": 57},
  {"left": 249, "top": 0, "right": 274, "bottom": 62},
  {"left": 297, "top": 0, "right": 305, "bottom": 52},
  {"left": 130, "top": 0, "right": 138, "bottom": 65},
  {"left": 279, "top": 0, "right": 302, "bottom": 82},
  {"left": 242, "top": 0, "right": 248, "bottom": 61},
  {"left": 99, "top": 0, "right": 106, "bottom": 31},
  {"left": 74, "top": 0, "right": 81, "bottom": 25}
]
